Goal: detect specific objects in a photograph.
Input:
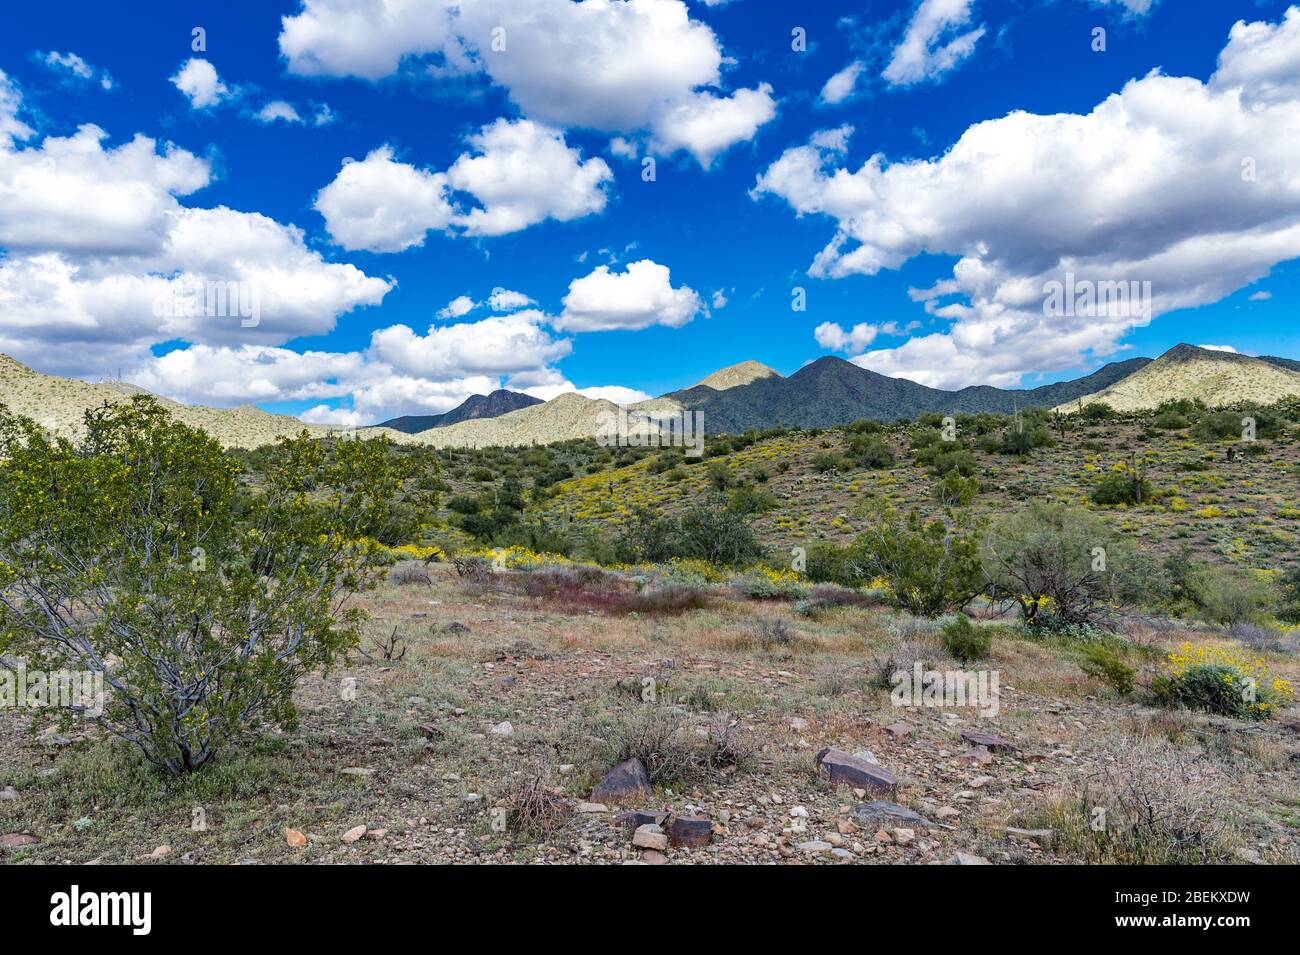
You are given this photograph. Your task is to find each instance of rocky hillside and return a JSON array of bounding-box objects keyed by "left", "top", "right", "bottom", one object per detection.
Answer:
[
  {"left": 1059, "top": 344, "right": 1300, "bottom": 412},
  {"left": 0, "top": 354, "right": 333, "bottom": 448}
]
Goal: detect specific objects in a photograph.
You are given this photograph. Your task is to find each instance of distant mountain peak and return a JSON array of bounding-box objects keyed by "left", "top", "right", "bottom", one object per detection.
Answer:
[
  {"left": 377, "top": 389, "right": 541, "bottom": 434},
  {"left": 694, "top": 360, "right": 781, "bottom": 391}
]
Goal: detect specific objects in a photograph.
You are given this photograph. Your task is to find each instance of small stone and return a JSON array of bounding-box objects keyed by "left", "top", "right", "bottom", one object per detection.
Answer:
[
  {"left": 969, "top": 775, "right": 994, "bottom": 789},
  {"left": 883, "top": 722, "right": 912, "bottom": 739},
  {"left": 955, "top": 746, "right": 994, "bottom": 765},
  {"left": 490, "top": 721, "right": 514, "bottom": 737},
  {"left": 640, "top": 849, "right": 668, "bottom": 865},
  {"left": 947, "top": 851, "right": 991, "bottom": 865},
  {"left": 961, "top": 730, "right": 1015, "bottom": 751},
  {"left": 1234, "top": 847, "right": 1263, "bottom": 864},
  {"left": 789, "top": 806, "right": 808, "bottom": 818},
  {"left": 340, "top": 767, "right": 375, "bottom": 776},
  {"left": 284, "top": 828, "right": 307, "bottom": 848},
  {"left": 0, "top": 787, "right": 16, "bottom": 802},
  {"left": 341, "top": 825, "right": 367, "bottom": 844},
  {"left": 790, "top": 717, "right": 810, "bottom": 732},
  {"left": 893, "top": 828, "right": 915, "bottom": 845},
  {"left": 632, "top": 824, "right": 668, "bottom": 851},
  {"left": 798, "top": 840, "right": 833, "bottom": 854},
  {"left": 936, "top": 806, "right": 961, "bottom": 820},
  {"left": 614, "top": 809, "right": 669, "bottom": 829},
  {"left": 558, "top": 764, "right": 576, "bottom": 775},
  {"left": 575, "top": 802, "right": 608, "bottom": 814},
  {"left": 148, "top": 845, "right": 172, "bottom": 859}
]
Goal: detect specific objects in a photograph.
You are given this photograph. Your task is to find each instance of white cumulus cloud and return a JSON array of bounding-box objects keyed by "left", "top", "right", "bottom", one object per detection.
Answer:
[
  {"left": 555, "top": 259, "right": 704, "bottom": 332},
  {"left": 883, "top": 0, "right": 986, "bottom": 87}
]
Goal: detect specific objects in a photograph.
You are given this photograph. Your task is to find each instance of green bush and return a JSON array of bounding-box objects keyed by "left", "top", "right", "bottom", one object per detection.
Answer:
[
  {"left": 982, "top": 503, "right": 1149, "bottom": 628},
  {"left": 846, "top": 435, "right": 895, "bottom": 469},
  {"left": 940, "top": 615, "right": 990, "bottom": 663},
  {"left": 1184, "top": 563, "right": 1277, "bottom": 627},
  {"left": 935, "top": 470, "right": 979, "bottom": 506},
  {"left": 1156, "top": 663, "right": 1263, "bottom": 719},
  {"left": 1080, "top": 402, "right": 1117, "bottom": 421},
  {"left": 804, "top": 541, "right": 865, "bottom": 587},
  {"left": 1091, "top": 471, "right": 1155, "bottom": 506},
  {"left": 929, "top": 448, "right": 979, "bottom": 478},
  {"left": 854, "top": 510, "right": 983, "bottom": 617},
  {"left": 1078, "top": 644, "right": 1135, "bottom": 697},
  {"left": 0, "top": 397, "right": 403, "bottom": 774}
]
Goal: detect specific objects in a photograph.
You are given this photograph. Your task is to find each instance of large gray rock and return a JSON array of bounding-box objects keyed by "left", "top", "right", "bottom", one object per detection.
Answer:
[
  {"left": 814, "top": 747, "right": 896, "bottom": 795},
  {"left": 852, "top": 801, "right": 932, "bottom": 828}
]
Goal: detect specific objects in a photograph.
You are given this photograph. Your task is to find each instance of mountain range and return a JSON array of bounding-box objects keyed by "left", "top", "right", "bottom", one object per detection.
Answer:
[
  {"left": 377, "top": 389, "right": 542, "bottom": 434},
  {"left": 2, "top": 344, "right": 1298, "bottom": 450}
]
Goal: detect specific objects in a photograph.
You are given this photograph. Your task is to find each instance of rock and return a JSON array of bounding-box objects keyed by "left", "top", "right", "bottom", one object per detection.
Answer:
[
  {"left": 489, "top": 721, "right": 514, "bottom": 737},
  {"left": 955, "top": 745, "right": 994, "bottom": 765},
  {"left": 341, "top": 825, "right": 368, "bottom": 844},
  {"left": 0, "top": 833, "right": 39, "bottom": 848},
  {"left": 852, "top": 800, "right": 932, "bottom": 828},
  {"left": 632, "top": 824, "right": 668, "bottom": 851},
  {"left": 443, "top": 622, "right": 470, "bottom": 635},
  {"left": 640, "top": 849, "right": 668, "bottom": 865},
  {"left": 614, "top": 809, "right": 669, "bottom": 829},
  {"left": 853, "top": 749, "right": 879, "bottom": 764},
  {"left": 366, "top": 829, "right": 388, "bottom": 840},
  {"left": 1005, "top": 826, "right": 1054, "bottom": 844},
  {"left": 892, "top": 828, "right": 915, "bottom": 845},
  {"left": 575, "top": 802, "right": 608, "bottom": 814},
  {"left": 1234, "top": 847, "right": 1263, "bottom": 864},
  {"left": 882, "top": 722, "right": 912, "bottom": 739},
  {"left": 935, "top": 806, "right": 961, "bottom": 820},
  {"left": 814, "top": 748, "right": 896, "bottom": 796},
  {"left": 284, "top": 828, "right": 307, "bottom": 848},
  {"left": 148, "top": 845, "right": 172, "bottom": 859},
  {"left": 947, "top": 851, "right": 991, "bottom": 865},
  {"left": 340, "top": 767, "right": 375, "bottom": 776},
  {"left": 961, "top": 730, "right": 1015, "bottom": 751},
  {"left": 591, "top": 758, "right": 653, "bottom": 804},
  {"left": 790, "top": 717, "right": 810, "bottom": 732},
  {"left": 969, "top": 775, "right": 994, "bottom": 789},
  {"left": 666, "top": 815, "right": 712, "bottom": 848},
  {"left": 789, "top": 806, "right": 808, "bottom": 818},
  {"left": 0, "top": 787, "right": 16, "bottom": 801},
  {"left": 798, "top": 840, "right": 834, "bottom": 855}
]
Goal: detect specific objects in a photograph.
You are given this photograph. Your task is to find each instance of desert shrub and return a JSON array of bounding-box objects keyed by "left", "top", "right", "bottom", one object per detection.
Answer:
[
  {"left": 1043, "top": 737, "right": 1234, "bottom": 864},
  {"left": 0, "top": 397, "right": 403, "bottom": 774},
  {"left": 1155, "top": 641, "right": 1294, "bottom": 720},
  {"left": 498, "top": 771, "right": 572, "bottom": 839},
  {"left": 587, "top": 708, "right": 747, "bottom": 787},
  {"left": 1091, "top": 470, "right": 1155, "bottom": 506},
  {"left": 705, "top": 461, "right": 733, "bottom": 490},
  {"left": 928, "top": 448, "right": 979, "bottom": 478},
  {"left": 1280, "top": 566, "right": 1300, "bottom": 624},
  {"left": 728, "top": 484, "right": 778, "bottom": 515},
  {"left": 737, "top": 568, "right": 806, "bottom": 600},
  {"left": 387, "top": 561, "right": 432, "bottom": 586},
  {"left": 746, "top": 616, "right": 802, "bottom": 651},
  {"left": 810, "top": 450, "right": 847, "bottom": 473},
  {"left": 940, "top": 615, "right": 989, "bottom": 663},
  {"left": 853, "top": 510, "right": 983, "bottom": 617},
  {"left": 804, "top": 541, "right": 866, "bottom": 587},
  {"left": 1152, "top": 409, "right": 1189, "bottom": 430},
  {"left": 982, "top": 503, "right": 1148, "bottom": 629},
  {"left": 672, "top": 500, "right": 762, "bottom": 566},
  {"left": 1184, "top": 563, "right": 1277, "bottom": 626},
  {"left": 998, "top": 424, "right": 1052, "bottom": 456},
  {"left": 935, "top": 470, "right": 979, "bottom": 507},
  {"left": 846, "top": 435, "right": 895, "bottom": 469},
  {"left": 1079, "top": 402, "right": 1117, "bottom": 421},
  {"left": 1078, "top": 644, "right": 1135, "bottom": 696}
]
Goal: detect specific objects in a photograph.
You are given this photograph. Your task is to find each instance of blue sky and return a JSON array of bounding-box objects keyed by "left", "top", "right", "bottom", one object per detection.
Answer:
[{"left": 1, "top": 0, "right": 1297, "bottom": 425}]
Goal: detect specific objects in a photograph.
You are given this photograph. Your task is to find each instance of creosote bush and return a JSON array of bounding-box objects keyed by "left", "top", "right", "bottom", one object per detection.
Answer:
[
  {"left": 940, "top": 614, "right": 990, "bottom": 663},
  {"left": 0, "top": 397, "right": 404, "bottom": 774}
]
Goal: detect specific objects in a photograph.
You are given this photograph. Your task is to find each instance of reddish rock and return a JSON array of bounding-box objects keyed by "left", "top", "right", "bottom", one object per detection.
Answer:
[
  {"left": 961, "top": 730, "right": 1015, "bottom": 751},
  {"left": 955, "top": 745, "right": 994, "bottom": 765},
  {"left": 814, "top": 747, "right": 896, "bottom": 795},
  {"left": 0, "top": 833, "right": 39, "bottom": 849},
  {"left": 665, "top": 815, "right": 712, "bottom": 848},
  {"left": 882, "top": 722, "right": 913, "bottom": 739},
  {"left": 591, "top": 758, "right": 652, "bottom": 804}
]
